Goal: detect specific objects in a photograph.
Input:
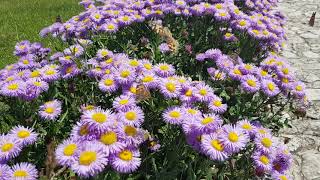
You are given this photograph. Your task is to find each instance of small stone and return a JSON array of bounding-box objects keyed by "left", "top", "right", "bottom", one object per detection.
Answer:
[
  {"left": 303, "top": 51, "right": 320, "bottom": 58},
  {"left": 282, "top": 51, "right": 298, "bottom": 58},
  {"left": 300, "top": 32, "right": 319, "bottom": 39},
  {"left": 301, "top": 150, "right": 320, "bottom": 179}
]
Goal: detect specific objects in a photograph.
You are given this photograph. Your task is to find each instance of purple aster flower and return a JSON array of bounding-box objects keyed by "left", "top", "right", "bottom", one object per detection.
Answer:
[
  {"left": 228, "top": 65, "right": 244, "bottom": 80},
  {"left": 179, "top": 85, "right": 196, "bottom": 103},
  {"left": 163, "top": 106, "right": 184, "bottom": 125},
  {"left": 239, "top": 63, "right": 256, "bottom": 75},
  {"left": 159, "top": 43, "right": 170, "bottom": 53},
  {"left": 195, "top": 53, "right": 207, "bottom": 62},
  {"left": 70, "top": 122, "right": 97, "bottom": 141},
  {"left": 59, "top": 55, "right": 75, "bottom": 65},
  {"left": 252, "top": 150, "right": 273, "bottom": 172},
  {"left": 112, "top": 95, "right": 136, "bottom": 112},
  {"left": 214, "top": 10, "right": 231, "bottom": 21},
  {"left": 8, "top": 162, "right": 38, "bottom": 180},
  {"left": 98, "top": 75, "right": 118, "bottom": 93},
  {"left": 185, "top": 131, "right": 203, "bottom": 152},
  {"left": 115, "top": 66, "right": 136, "bottom": 85},
  {"left": 148, "top": 138, "right": 161, "bottom": 152},
  {"left": 291, "top": 81, "right": 306, "bottom": 98},
  {"left": 61, "top": 64, "right": 82, "bottom": 79},
  {"left": 111, "top": 148, "right": 141, "bottom": 173},
  {"left": 100, "top": 22, "right": 119, "bottom": 33},
  {"left": 81, "top": 108, "right": 115, "bottom": 132},
  {"left": 272, "top": 145, "right": 292, "bottom": 174},
  {"left": 0, "top": 164, "right": 10, "bottom": 179},
  {"left": 241, "top": 75, "right": 261, "bottom": 93},
  {"left": 64, "top": 44, "right": 84, "bottom": 57},
  {"left": 237, "top": 119, "right": 255, "bottom": 137},
  {"left": 120, "top": 125, "right": 146, "bottom": 146},
  {"left": 9, "top": 126, "right": 38, "bottom": 146},
  {"left": 17, "top": 55, "right": 35, "bottom": 69},
  {"left": 205, "top": 48, "right": 222, "bottom": 61},
  {"left": 96, "top": 49, "right": 113, "bottom": 60},
  {"left": 208, "top": 96, "right": 227, "bottom": 114},
  {"left": 219, "top": 125, "right": 249, "bottom": 153},
  {"left": 98, "top": 129, "right": 126, "bottom": 155},
  {"left": 26, "top": 78, "right": 49, "bottom": 93},
  {"left": 154, "top": 63, "right": 175, "bottom": 77},
  {"left": 261, "top": 79, "right": 280, "bottom": 97},
  {"left": 139, "top": 73, "right": 158, "bottom": 89},
  {"left": 71, "top": 141, "right": 108, "bottom": 178},
  {"left": 271, "top": 173, "right": 292, "bottom": 180},
  {"left": 210, "top": 69, "right": 226, "bottom": 81},
  {"left": 194, "top": 113, "right": 223, "bottom": 133},
  {"left": 0, "top": 80, "right": 25, "bottom": 97},
  {"left": 55, "top": 138, "right": 79, "bottom": 166},
  {"left": 201, "top": 133, "right": 229, "bottom": 161},
  {"left": 159, "top": 79, "right": 181, "bottom": 98},
  {"left": 194, "top": 83, "right": 215, "bottom": 102},
  {"left": 118, "top": 106, "right": 144, "bottom": 127},
  {"left": 223, "top": 32, "right": 237, "bottom": 41},
  {"left": 254, "top": 133, "right": 275, "bottom": 154},
  {"left": 0, "top": 136, "right": 22, "bottom": 161},
  {"left": 39, "top": 100, "right": 62, "bottom": 120},
  {"left": 216, "top": 55, "right": 234, "bottom": 71},
  {"left": 41, "top": 67, "right": 60, "bottom": 82}
]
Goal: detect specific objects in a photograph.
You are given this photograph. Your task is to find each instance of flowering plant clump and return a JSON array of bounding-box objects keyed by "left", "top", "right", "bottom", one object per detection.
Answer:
[{"left": 0, "top": 0, "right": 309, "bottom": 179}]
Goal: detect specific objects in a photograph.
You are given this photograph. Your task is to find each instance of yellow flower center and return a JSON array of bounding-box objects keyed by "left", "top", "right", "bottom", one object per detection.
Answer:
[
  {"left": 215, "top": 4, "right": 223, "bottom": 9},
  {"left": 22, "top": 60, "right": 29, "bottom": 64},
  {"left": 122, "top": 16, "right": 130, "bottom": 22},
  {"left": 165, "top": 82, "right": 176, "bottom": 92},
  {"left": 120, "top": 70, "right": 130, "bottom": 78},
  {"left": 79, "top": 151, "right": 97, "bottom": 165},
  {"left": 261, "top": 137, "right": 272, "bottom": 148},
  {"left": 267, "top": 83, "right": 275, "bottom": 91},
  {"left": 100, "top": 132, "right": 117, "bottom": 145},
  {"left": 234, "top": 69, "right": 242, "bottom": 75},
  {"left": 17, "top": 130, "right": 30, "bottom": 138},
  {"left": 242, "top": 123, "right": 252, "bottom": 130},
  {"left": 8, "top": 83, "right": 18, "bottom": 90},
  {"left": 125, "top": 111, "right": 137, "bottom": 121},
  {"left": 185, "top": 89, "right": 192, "bottom": 96},
  {"left": 129, "top": 60, "right": 139, "bottom": 67},
  {"left": 225, "top": 33, "right": 232, "bottom": 37},
  {"left": 101, "top": 50, "right": 108, "bottom": 57},
  {"left": 1, "top": 143, "right": 14, "bottom": 152},
  {"left": 247, "top": 79, "right": 256, "bottom": 87},
  {"left": 94, "top": 14, "right": 101, "bottom": 19},
  {"left": 201, "top": 117, "right": 214, "bottom": 125},
  {"left": 213, "top": 100, "right": 222, "bottom": 107},
  {"left": 33, "top": 81, "right": 42, "bottom": 87},
  {"left": 295, "top": 85, "right": 303, "bottom": 91},
  {"left": 92, "top": 113, "right": 107, "bottom": 123},
  {"left": 228, "top": 132, "right": 239, "bottom": 142},
  {"left": 119, "top": 150, "right": 133, "bottom": 161},
  {"left": 187, "top": 109, "right": 197, "bottom": 115},
  {"left": 169, "top": 111, "right": 181, "bottom": 118},
  {"left": 6, "top": 77, "right": 14, "bottom": 81},
  {"left": 144, "top": 63, "right": 152, "bottom": 70},
  {"left": 85, "top": 105, "right": 95, "bottom": 111},
  {"left": 219, "top": 12, "right": 226, "bottom": 17},
  {"left": 65, "top": 56, "right": 72, "bottom": 60},
  {"left": 119, "top": 99, "right": 128, "bottom": 105},
  {"left": 66, "top": 67, "right": 73, "bottom": 74},
  {"left": 63, "top": 144, "right": 77, "bottom": 156},
  {"left": 13, "top": 170, "right": 28, "bottom": 177},
  {"left": 261, "top": 70, "right": 268, "bottom": 76},
  {"left": 45, "top": 69, "right": 55, "bottom": 75},
  {"left": 104, "top": 79, "right": 114, "bottom": 86},
  {"left": 282, "top": 78, "right": 289, "bottom": 83},
  {"left": 199, "top": 89, "right": 207, "bottom": 96},
  {"left": 252, "top": 29, "right": 260, "bottom": 35},
  {"left": 107, "top": 24, "right": 115, "bottom": 30},
  {"left": 211, "top": 140, "right": 223, "bottom": 151},
  {"left": 142, "top": 76, "right": 154, "bottom": 83},
  {"left": 105, "top": 69, "right": 111, "bottom": 74},
  {"left": 282, "top": 68, "right": 289, "bottom": 75},
  {"left": 105, "top": 58, "right": 113, "bottom": 64},
  {"left": 159, "top": 65, "right": 169, "bottom": 71},
  {"left": 124, "top": 126, "right": 137, "bottom": 136},
  {"left": 31, "top": 70, "right": 40, "bottom": 78},
  {"left": 279, "top": 175, "right": 288, "bottom": 180},
  {"left": 130, "top": 87, "right": 137, "bottom": 94},
  {"left": 259, "top": 155, "right": 269, "bottom": 165},
  {"left": 245, "top": 64, "right": 252, "bottom": 70},
  {"left": 215, "top": 72, "right": 223, "bottom": 79},
  {"left": 239, "top": 20, "right": 247, "bottom": 26},
  {"left": 45, "top": 107, "right": 55, "bottom": 114}
]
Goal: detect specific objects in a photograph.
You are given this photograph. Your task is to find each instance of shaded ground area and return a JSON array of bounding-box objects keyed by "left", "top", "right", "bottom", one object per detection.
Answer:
[
  {"left": 0, "top": 0, "right": 81, "bottom": 67},
  {"left": 278, "top": 0, "right": 320, "bottom": 179}
]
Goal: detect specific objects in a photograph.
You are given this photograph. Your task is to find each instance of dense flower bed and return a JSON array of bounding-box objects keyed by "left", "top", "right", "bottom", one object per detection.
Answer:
[{"left": 0, "top": 0, "right": 309, "bottom": 179}]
